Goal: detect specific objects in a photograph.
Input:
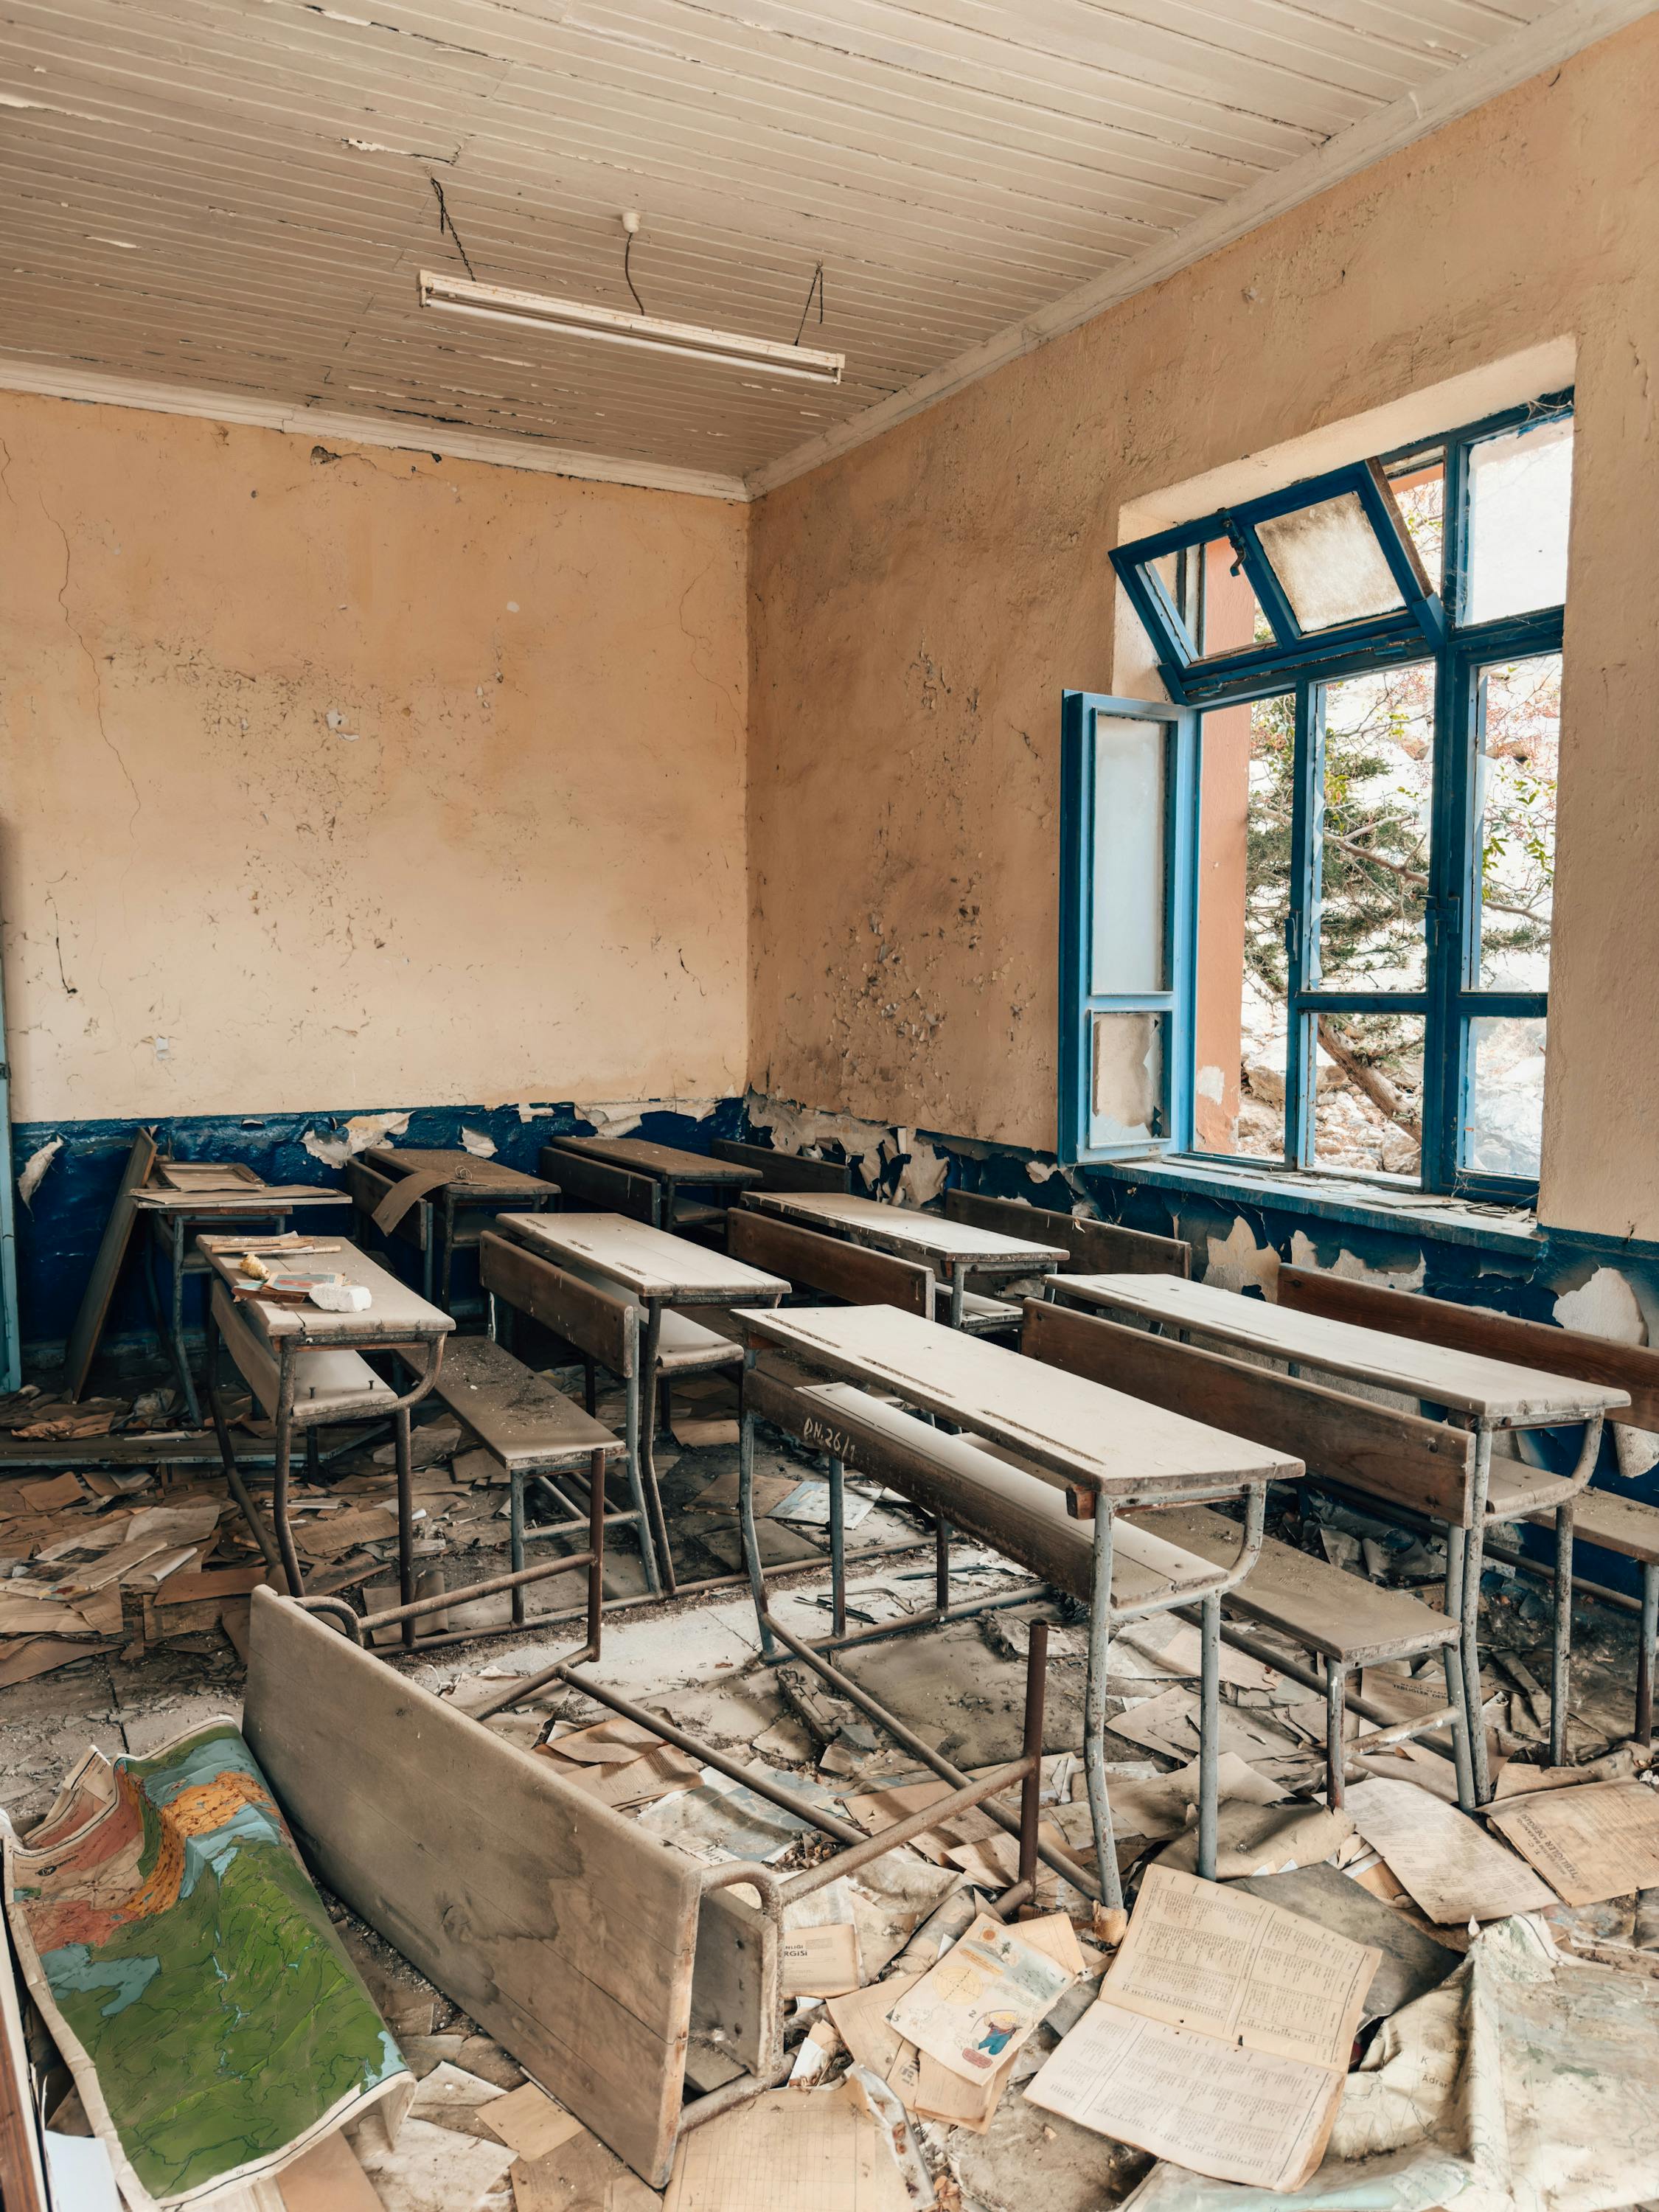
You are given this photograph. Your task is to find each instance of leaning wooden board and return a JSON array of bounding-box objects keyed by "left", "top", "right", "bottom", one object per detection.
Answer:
[
  {"left": 244, "top": 1591, "right": 752, "bottom": 2186},
  {"left": 64, "top": 1128, "right": 158, "bottom": 1402}
]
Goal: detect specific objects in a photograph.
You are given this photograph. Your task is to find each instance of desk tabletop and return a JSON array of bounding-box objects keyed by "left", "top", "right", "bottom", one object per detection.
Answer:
[
  {"left": 361, "top": 1147, "right": 554, "bottom": 1194},
  {"left": 1054, "top": 1273, "right": 1630, "bottom": 1425},
  {"left": 745, "top": 1303, "right": 1299, "bottom": 1495},
  {"left": 745, "top": 1190, "right": 1068, "bottom": 1272},
  {"left": 199, "top": 1238, "right": 454, "bottom": 1343},
  {"left": 498, "top": 1212, "right": 788, "bottom": 1303},
  {"left": 544, "top": 1135, "right": 757, "bottom": 1186},
  {"left": 133, "top": 1185, "right": 346, "bottom": 1214}
]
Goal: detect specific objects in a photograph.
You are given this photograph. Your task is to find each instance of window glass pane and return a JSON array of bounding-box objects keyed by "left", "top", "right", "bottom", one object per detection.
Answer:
[
  {"left": 1090, "top": 716, "right": 1166, "bottom": 994},
  {"left": 1475, "top": 654, "right": 1558, "bottom": 990},
  {"left": 1091, "top": 1012, "right": 1165, "bottom": 1147},
  {"left": 1255, "top": 490, "right": 1406, "bottom": 633},
  {"left": 1465, "top": 415, "right": 1573, "bottom": 623},
  {"left": 1192, "top": 695, "right": 1290, "bottom": 1160},
  {"left": 1387, "top": 454, "right": 1444, "bottom": 595},
  {"left": 1312, "top": 1011, "right": 1424, "bottom": 1178},
  {"left": 1315, "top": 664, "right": 1435, "bottom": 992},
  {"left": 1466, "top": 1015, "right": 1546, "bottom": 1178}
]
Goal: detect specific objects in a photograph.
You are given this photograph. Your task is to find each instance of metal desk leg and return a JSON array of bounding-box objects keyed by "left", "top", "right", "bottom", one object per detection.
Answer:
[
  {"left": 271, "top": 1355, "right": 305, "bottom": 1600},
  {"left": 1441, "top": 1527, "right": 1478, "bottom": 1812},
  {"left": 1551, "top": 1500, "right": 1575, "bottom": 1766},
  {"left": 1019, "top": 1622, "right": 1049, "bottom": 1899},
  {"left": 828, "top": 1456, "right": 847, "bottom": 1641},
  {"left": 1325, "top": 1660, "right": 1349, "bottom": 1811},
  {"left": 170, "top": 1217, "right": 202, "bottom": 1425},
  {"left": 1197, "top": 1592, "right": 1220, "bottom": 1878},
  {"left": 201, "top": 1298, "right": 285, "bottom": 1585},
  {"left": 439, "top": 1193, "right": 458, "bottom": 1315},
  {"left": 622, "top": 1346, "right": 662, "bottom": 1597},
  {"left": 1638, "top": 1563, "right": 1658, "bottom": 1748},
  {"left": 934, "top": 1518, "right": 951, "bottom": 1612},
  {"left": 1083, "top": 1503, "right": 1124, "bottom": 1913},
  {"left": 1463, "top": 1428, "right": 1494, "bottom": 1804},
  {"left": 949, "top": 1270, "right": 965, "bottom": 1330},
  {"left": 739, "top": 1394, "right": 773, "bottom": 1659},
  {"left": 639, "top": 1302, "right": 677, "bottom": 1597},
  {"left": 510, "top": 1471, "right": 526, "bottom": 1629},
  {"left": 394, "top": 1402, "right": 416, "bottom": 1650}
]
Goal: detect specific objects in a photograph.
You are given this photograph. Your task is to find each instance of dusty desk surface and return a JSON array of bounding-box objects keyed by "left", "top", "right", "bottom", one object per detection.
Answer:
[
  {"left": 131, "top": 1185, "right": 345, "bottom": 1212},
  {"left": 745, "top": 1303, "right": 1301, "bottom": 1496},
  {"left": 498, "top": 1211, "right": 789, "bottom": 1303},
  {"left": 1053, "top": 1274, "right": 1630, "bottom": 1427},
  {"left": 545, "top": 1134, "right": 757, "bottom": 1186},
  {"left": 361, "top": 1146, "right": 554, "bottom": 1192},
  {"left": 745, "top": 1191, "right": 1068, "bottom": 1269},
  {"left": 198, "top": 1239, "right": 454, "bottom": 1344}
]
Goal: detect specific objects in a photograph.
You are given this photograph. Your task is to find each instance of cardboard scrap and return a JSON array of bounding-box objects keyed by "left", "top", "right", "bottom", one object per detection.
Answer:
[
  {"left": 479, "top": 2081, "right": 583, "bottom": 2162},
  {"left": 1485, "top": 1778, "right": 1659, "bottom": 1907},
  {"left": 1026, "top": 1864, "right": 1378, "bottom": 2190},
  {"left": 0, "top": 1637, "right": 105, "bottom": 1689},
  {"left": 1346, "top": 1776, "right": 1557, "bottom": 1924}
]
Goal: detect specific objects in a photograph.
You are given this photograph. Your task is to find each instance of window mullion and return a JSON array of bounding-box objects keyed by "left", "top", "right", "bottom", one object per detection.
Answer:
[{"left": 1284, "top": 678, "right": 1321, "bottom": 1169}]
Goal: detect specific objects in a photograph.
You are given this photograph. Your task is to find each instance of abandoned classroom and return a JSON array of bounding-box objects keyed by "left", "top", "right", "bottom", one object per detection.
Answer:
[{"left": 2, "top": 3, "right": 1659, "bottom": 2207}]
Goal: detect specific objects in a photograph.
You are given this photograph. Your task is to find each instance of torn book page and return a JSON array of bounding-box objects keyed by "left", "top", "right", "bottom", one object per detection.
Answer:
[
  {"left": 1484, "top": 1778, "right": 1659, "bottom": 1907},
  {"left": 886, "top": 1910, "right": 1075, "bottom": 2085},
  {"left": 1024, "top": 1863, "right": 1377, "bottom": 2189},
  {"left": 661, "top": 2081, "right": 908, "bottom": 2211}
]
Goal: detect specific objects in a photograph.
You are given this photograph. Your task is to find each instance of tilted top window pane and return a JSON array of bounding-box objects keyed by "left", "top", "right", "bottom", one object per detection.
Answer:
[
  {"left": 1465, "top": 415, "right": 1573, "bottom": 623},
  {"left": 1255, "top": 490, "right": 1407, "bottom": 633}
]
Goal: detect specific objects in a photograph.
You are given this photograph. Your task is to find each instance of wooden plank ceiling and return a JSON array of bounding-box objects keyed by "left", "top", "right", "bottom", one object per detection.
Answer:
[{"left": 0, "top": 0, "right": 1585, "bottom": 491}]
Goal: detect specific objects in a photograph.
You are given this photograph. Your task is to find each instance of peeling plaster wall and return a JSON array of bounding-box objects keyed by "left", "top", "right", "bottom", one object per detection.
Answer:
[
  {"left": 0, "top": 392, "right": 748, "bottom": 1122},
  {"left": 746, "top": 21, "right": 1659, "bottom": 1241}
]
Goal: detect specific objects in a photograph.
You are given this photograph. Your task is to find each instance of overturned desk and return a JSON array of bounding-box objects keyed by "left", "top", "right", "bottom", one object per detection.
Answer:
[
  {"left": 131, "top": 1173, "right": 349, "bottom": 1423},
  {"left": 498, "top": 1211, "right": 788, "bottom": 1592},
  {"left": 1051, "top": 1271, "right": 1630, "bottom": 1796},
  {"left": 737, "top": 1301, "right": 1301, "bottom": 1900},
  {"left": 358, "top": 1147, "right": 558, "bottom": 1311},
  {"left": 742, "top": 1189, "right": 1068, "bottom": 1331}
]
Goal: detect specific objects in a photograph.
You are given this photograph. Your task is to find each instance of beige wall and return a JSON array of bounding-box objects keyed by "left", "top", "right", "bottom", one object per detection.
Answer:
[
  {"left": 0, "top": 395, "right": 748, "bottom": 1121},
  {"left": 748, "top": 19, "right": 1659, "bottom": 1241}
]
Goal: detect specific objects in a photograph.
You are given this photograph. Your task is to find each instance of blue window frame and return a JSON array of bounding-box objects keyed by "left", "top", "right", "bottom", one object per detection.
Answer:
[{"left": 1064, "top": 390, "right": 1571, "bottom": 1200}]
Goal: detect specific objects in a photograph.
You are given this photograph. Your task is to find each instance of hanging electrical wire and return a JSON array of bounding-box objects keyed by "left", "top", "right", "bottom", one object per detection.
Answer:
[
  {"left": 622, "top": 212, "right": 646, "bottom": 315},
  {"left": 430, "top": 177, "right": 477, "bottom": 282},
  {"left": 793, "top": 261, "right": 825, "bottom": 347}
]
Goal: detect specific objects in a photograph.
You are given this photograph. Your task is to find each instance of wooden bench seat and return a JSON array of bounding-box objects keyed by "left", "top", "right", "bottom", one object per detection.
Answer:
[
  {"left": 433, "top": 1334, "right": 625, "bottom": 1475},
  {"left": 1126, "top": 1501, "right": 1457, "bottom": 1669},
  {"left": 931, "top": 1283, "right": 1020, "bottom": 1335},
  {"left": 790, "top": 1380, "right": 1225, "bottom": 1613}
]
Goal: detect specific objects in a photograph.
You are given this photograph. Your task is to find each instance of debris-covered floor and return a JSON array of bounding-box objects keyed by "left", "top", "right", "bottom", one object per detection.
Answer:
[{"left": 5, "top": 1342, "right": 1659, "bottom": 2212}]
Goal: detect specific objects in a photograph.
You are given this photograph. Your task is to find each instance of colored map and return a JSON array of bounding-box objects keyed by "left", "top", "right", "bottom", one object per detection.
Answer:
[{"left": 6, "top": 1719, "right": 408, "bottom": 2208}]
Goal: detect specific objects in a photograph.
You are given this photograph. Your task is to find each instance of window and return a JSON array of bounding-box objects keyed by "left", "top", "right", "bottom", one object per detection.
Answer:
[{"left": 1062, "top": 392, "right": 1571, "bottom": 1199}]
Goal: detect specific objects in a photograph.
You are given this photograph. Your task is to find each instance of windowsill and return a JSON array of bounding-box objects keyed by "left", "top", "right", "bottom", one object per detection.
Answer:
[{"left": 1079, "top": 1151, "right": 1542, "bottom": 1256}]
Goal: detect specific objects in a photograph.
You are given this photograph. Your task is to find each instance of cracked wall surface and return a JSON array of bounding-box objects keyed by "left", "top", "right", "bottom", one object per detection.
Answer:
[
  {"left": 745, "top": 19, "right": 1659, "bottom": 1240},
  {"left": 0, "top": 394, "right": 748, "bottom": 1119}
]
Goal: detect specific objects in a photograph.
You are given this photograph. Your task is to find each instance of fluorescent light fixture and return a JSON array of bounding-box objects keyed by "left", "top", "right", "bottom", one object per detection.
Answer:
[{"left": 418, "top": 270, "right": 844, "bottom": 385}]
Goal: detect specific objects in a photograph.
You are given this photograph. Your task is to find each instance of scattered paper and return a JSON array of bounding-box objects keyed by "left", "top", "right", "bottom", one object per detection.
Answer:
[
  {"left": 661, "top": 2082, "right": 908, "bottom": 2211},
  {"left": 782, "top": 1922, "right": 862, "bottom": 1999},
  {"left": 886, "top": 1910, "right": 1075, "bottom": 2085},
  {"left": 509, "top": 2125, "right": 658, "bottom": 2210},
  {"left": 771, "top": 1479, "right": 877, "bottom": 1531},
  {"left": 1026, "top": 1865, "right": 1378, "bottom": 2189},
  {"left": 0, "top": 1637, "right": 104, "bottom": 1689},
  {"left": 351, "top": 2109, "right": 515, "bottom": 2212},
  {"left": 18, "top": 1135, "right": 64, "bottom": 1209},
  {"left": 1485, "top": 1778, "right": 1659, "bottom": 1907},
  {"left": 1346, "top": 1776, "right": 1556, "bottom": 1923},
  {"left": 671, "top": 1415, "right": 742, "bottom": 1450},
  {"left": 271, "top": 2128, "right": 382, "bottom": 2211},
  {"left": 826, "top": 1972, "right": 922, "bottom": 2083}
]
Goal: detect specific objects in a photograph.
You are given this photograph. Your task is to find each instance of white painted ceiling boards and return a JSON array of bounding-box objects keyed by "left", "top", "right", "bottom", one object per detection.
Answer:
[{"left": 0, "top": 0, "right": 1646, "bottom": 495}]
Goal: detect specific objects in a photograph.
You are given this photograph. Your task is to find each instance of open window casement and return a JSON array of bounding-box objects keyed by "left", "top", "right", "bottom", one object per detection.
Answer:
[
  {"left": 1111, "top": 462, "right": 1444, "bottom": 708},
  {"left": 1059, "top": 692, "right": 1197, "bottom": 1163}
]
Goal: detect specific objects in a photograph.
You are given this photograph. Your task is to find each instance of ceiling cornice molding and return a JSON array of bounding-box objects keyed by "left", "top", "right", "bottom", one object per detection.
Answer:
[
  {"left": 0, "top": 360, "right": 751, "bottom": 501},
  {"left": 744, "top": 0, "right": 1654, "bottom": 502}
]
